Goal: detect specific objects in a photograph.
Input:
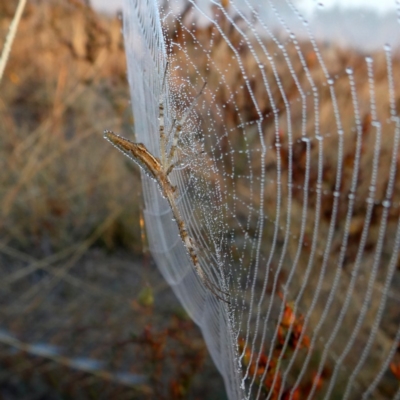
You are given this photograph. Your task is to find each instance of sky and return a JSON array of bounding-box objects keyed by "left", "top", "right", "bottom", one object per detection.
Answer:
[
  {"left": 298, "top": 0, "right": 396, "bottom": 15},
  {"left": 91, "top": 0, "right": 397, "bottom": 14},
  {"left": 91, "top": 0, "right": 123, "bottom": 13},
  {"left": 91, "top": 0, "right": 399, "bottom": 51}
]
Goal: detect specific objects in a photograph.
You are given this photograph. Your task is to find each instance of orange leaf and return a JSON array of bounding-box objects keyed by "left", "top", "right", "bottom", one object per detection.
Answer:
[{"left": 390, "top": 362, "right": 400, "bottom": 380}]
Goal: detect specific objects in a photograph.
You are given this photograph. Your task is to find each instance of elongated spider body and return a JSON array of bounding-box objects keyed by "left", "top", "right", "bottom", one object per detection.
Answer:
[
  {"left": 103, "top": 81, "right": 229, "bottom": 304},
  {"left": 103, "top": 132, "right": 173, "bottom": 197}
]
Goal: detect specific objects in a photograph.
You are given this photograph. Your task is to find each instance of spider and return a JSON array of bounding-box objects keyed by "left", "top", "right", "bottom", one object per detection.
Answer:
[{"left": 103, "top": 70, "right": 229, "bottom": 304}]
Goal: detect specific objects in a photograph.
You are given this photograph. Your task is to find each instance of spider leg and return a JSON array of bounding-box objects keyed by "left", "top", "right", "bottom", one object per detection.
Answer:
[
  {"left": 166, "top": 162, "right": 175, "bottom": 177},
  {"left": 159, "top": 103, "right": 167, "bottom": 167},
  {"left": 166, "top": 82, "right": 207, "bottom": 172},
  {"left": 161, "top": 61, "right": 169, "bottom": 89},
  {"left": 184, "top": 234, "right": 230, "bottom": 302},
  {"left": 166, "top": 123, "right": 181, "bottom": 173},
  {"left": 201, "top": 269, "right": 230, "bottom": 298},
  {"left": 197, "top": 267, "right": 231, "bottom": 304},
  {"left": 159, "top": 62, "right": 170, "bottom": 167},
  {"left": 204, "top": 277, "right": 231, "bottom": 303},
  {"left": 163, "top": 118, "right": 177, "bottom": 175},
  {"left": 191, "top": 250, "right": 230, "bottom": 298},
  {"left": 181, "top": 81, "right": 207, "bottom": 124},
  {"left": 204, "top": 283, "right": 231, "bottom": 304}
]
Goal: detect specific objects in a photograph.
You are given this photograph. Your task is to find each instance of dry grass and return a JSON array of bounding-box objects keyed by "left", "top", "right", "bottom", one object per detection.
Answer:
[
  {"left": 0, "top": 2, "right": 227, "bottom": 399},
  {"left": 2, "top": 1, "right": 400, "bottom": 398},
  {"left": 0, "top": 0, "right": 141, "bottom": 255}
]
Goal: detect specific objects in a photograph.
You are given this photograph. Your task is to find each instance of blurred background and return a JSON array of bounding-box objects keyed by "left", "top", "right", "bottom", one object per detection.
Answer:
[
  {"left": 2, "top": 0, "right": 400, "bottom": 399},
  {"left": 0, "top": 1, "right": 226, "bottom": 398}
]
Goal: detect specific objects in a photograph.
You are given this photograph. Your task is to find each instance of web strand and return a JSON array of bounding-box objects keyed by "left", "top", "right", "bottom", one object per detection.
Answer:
[{"left": 124, "top": 0, "right": 400, "bottom": 398}]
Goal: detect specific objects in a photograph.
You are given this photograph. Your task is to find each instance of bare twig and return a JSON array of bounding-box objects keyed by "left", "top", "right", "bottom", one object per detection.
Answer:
[{"left": 0, "top": 0, "right": 28, "bottom": 83}]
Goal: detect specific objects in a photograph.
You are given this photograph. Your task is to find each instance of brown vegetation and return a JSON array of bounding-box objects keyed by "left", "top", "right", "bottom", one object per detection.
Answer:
[
  {"left": 2, "top": 0, "right": 400, "bottom": 398},
  {"left": 0, "top": 1, "right": 224, "bottom": 398},
  {"left": 1, "top": 0, "right": 137, "bottom": 254},
  {"left": 165, "top": 5, "right": 400, "bottom": 398}
]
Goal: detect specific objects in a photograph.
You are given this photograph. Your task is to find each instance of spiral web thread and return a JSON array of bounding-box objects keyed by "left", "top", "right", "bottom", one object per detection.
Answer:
[{"left": 124, "top": 0, "right": 400, "bottom": 399}]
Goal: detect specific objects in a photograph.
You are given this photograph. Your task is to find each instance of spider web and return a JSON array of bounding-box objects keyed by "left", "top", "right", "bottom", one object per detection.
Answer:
[{"left": 124, "top": 0, "right": 400, "bottom": 398}]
